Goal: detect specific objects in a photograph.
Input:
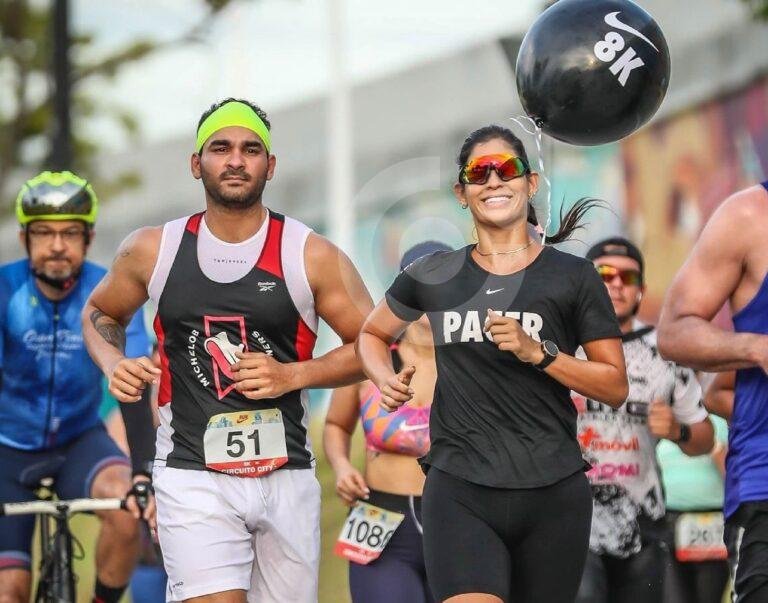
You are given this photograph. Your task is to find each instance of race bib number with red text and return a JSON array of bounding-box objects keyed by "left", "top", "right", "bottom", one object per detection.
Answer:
[
  {"left": 203, "top": 409, "right": 288, "bottom": 477},
  {"left": 675, "top": 512, "right": 728, "bottom": 562},
  {"left": 334, "top": 501, "right": 405, "bottom": 565}
]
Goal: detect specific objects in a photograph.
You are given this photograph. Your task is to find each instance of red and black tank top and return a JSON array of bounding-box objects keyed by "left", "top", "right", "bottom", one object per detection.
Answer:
[{"left": 148, "top": 210, "right": 317, "bottom": 473}]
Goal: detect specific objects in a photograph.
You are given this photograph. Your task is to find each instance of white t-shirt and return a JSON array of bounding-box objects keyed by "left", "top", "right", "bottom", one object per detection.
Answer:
[{"left": 573, "top": 321, "right": 708, "bottom": 558}]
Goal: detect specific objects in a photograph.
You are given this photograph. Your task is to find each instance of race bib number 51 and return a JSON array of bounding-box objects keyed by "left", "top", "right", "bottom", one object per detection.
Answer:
[
  {"left": 334, "top": 501, "right": 405, "bottom": 565},
  {"left": 203, "top": 409, "right": 288, "bottom": 477}
]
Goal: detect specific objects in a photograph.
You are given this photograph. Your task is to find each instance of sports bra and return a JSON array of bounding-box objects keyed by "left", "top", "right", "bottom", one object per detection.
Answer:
[{"left": 359, "top": 381, "right": 431, "bottom": 457}]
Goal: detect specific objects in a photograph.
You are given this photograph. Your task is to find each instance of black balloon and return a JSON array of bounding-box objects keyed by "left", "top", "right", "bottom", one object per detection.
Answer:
[{"left": 516, "top": 0, "right": 670, "bottom": 146}]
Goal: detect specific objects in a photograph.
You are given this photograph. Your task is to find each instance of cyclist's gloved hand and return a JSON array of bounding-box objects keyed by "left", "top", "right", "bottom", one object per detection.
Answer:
[{"left": 126, "top": 477, "right": 156, "bottom": 530}]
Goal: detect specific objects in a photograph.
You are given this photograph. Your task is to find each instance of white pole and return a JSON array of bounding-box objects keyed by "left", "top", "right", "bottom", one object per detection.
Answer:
[
  {"left": 231, "top": 3, "right": 247, "bottom": 96},
  {"left": 326, "top": 0, "right": 355, "bottom": 258}
]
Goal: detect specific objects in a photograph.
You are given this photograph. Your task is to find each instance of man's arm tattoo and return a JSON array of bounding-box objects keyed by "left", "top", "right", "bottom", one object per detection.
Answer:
[{"left": 89, "top": 309, "right": 126, "bottom": 352}]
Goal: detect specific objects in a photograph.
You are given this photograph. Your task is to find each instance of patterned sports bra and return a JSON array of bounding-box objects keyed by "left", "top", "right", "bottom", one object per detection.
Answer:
[{"left": 359, "top": 381, "right": 431, "bottom": 457}]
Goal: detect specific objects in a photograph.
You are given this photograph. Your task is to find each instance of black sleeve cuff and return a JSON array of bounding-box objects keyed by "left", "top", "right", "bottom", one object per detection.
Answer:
[{"left": 119, "top": 387, "right": 157, "bottom": 477}]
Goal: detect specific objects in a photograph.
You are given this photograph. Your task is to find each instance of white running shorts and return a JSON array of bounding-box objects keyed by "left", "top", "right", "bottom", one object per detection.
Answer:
[{"left": 153, "top": 466, "right": 321, "bottom": 602}]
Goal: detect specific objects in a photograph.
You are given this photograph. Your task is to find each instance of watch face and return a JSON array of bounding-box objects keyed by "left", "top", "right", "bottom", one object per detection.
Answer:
[{"left": 543, "top": 340, "right": 559, "bottom": 356}]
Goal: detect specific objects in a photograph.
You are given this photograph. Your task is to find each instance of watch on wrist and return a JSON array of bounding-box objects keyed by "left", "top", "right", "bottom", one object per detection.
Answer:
[
  {"left": 674, "top": 423, "right": 692, "bottom": 444},
  {"left": 535, "top": 340, "right": 559, "bottom": 370}
]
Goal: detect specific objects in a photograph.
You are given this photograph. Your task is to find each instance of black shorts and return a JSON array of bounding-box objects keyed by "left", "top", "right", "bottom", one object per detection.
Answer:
[
  {"left": 725, "top": 501, "right": 768, "bottom": 602},
  {"left": 0, "top": 425, "right": 128, "bottom": 571},
  {"left": 576, "top": 541, "right": 669, "bottom": 603},
  {"left": 422, "top": 467, "right": 592, "bottom": 603}
]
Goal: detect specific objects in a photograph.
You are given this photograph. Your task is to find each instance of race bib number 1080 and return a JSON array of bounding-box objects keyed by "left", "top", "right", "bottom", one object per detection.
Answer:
[
  {"left": 203, "top": 409, "right": 288, "bottom": 477},
  {"left": 334, "top": 501, "right": 405, "bottom": 565}
]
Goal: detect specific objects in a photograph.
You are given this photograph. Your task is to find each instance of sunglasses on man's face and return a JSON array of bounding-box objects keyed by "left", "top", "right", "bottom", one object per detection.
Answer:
[
  {"left": 596, "top": 264, "right": 643, "bottom": 287},
  {"left": 459, "top": 154, "right": 530, "bottom": 185}
]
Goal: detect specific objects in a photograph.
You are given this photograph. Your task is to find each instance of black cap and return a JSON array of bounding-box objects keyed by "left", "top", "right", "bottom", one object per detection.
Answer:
[
  {"left": 586, "top": 237, "right": 644, "bottom": 277},
  {"left": 400, "top": 240, "right": 453, "bottom": 271}
]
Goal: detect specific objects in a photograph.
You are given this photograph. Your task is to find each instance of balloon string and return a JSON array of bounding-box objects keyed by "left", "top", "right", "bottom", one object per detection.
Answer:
[{"left": 509, "top": 115, "right": 551, "bottom": 245}]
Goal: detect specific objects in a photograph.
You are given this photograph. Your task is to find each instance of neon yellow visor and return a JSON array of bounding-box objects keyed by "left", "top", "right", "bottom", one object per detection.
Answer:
[{"left": 195, "top": 102, "right": 271, "bottom": 153}]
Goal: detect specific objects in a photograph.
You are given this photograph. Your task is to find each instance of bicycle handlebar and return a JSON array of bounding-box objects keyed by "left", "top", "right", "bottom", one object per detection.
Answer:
[{"left": 0, "top": 497, "right": 126, "bottom": 517}]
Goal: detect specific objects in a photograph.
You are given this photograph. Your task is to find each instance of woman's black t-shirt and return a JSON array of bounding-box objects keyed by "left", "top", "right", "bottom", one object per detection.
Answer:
[{"left": 385, "top": 245, "right": 621, "bottom": 489}]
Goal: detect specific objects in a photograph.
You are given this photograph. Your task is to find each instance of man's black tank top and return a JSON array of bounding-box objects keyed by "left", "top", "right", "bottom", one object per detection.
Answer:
[{"left": 149, "top": 210, "right": 317, "bottom": 474}]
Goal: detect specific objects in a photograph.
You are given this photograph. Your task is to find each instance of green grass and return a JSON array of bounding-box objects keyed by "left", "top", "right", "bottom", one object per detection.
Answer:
[{"left": 315, "top": 419, "right": 366, "bottom": 603}]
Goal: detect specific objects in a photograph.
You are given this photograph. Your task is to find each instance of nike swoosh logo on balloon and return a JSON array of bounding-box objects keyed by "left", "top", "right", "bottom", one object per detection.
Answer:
[{"left": 604, "top": 12, "right": 659, "bottom": 52}]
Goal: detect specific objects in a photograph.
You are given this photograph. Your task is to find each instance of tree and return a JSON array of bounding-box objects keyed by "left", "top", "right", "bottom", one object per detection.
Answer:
[
  {"left": 0, "top": 0, "right": 237, "bottom": 208},
  {"left": 742, "top": 0, "right": 768, "bottom": 19}
]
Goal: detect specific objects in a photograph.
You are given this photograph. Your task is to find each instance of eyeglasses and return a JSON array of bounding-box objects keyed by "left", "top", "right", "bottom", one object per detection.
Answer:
[
  {"left": 459, "top": 154, "right": 530, "bottom": 185},
  {"left": 596, "top": 264, "right": 642, "bottom": 286},
  {"left": 27, "top": 227, "right": 87, "bottom": 244}
]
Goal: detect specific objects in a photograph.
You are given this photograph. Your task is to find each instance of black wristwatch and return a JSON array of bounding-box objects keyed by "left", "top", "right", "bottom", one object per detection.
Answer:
[
  {"left": 535, "top": 340, "right": 559, "bottom": 370},
  {"left": 674, "top": 423, "right": 692, "bottom": 444}
]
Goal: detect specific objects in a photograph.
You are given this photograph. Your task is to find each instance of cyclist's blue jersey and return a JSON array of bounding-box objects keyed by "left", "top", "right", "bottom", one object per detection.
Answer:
[{"left": 0, "top": 259, "right": 149, "bottom": 451}]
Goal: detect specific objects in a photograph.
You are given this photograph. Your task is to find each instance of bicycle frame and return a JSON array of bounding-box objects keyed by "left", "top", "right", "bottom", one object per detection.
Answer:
[
  {"left": 1, "top": 497, "right": 124, "bottom": 603},
  {"left": 37, "top": 501, "right": 74, "bottom": 603}
]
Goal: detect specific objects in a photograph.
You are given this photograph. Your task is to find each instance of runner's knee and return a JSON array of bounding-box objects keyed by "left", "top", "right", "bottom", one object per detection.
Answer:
[
  {"left": 99, "top": 507, "right": 140, "bottom": 542},
  {"left": 0, "top": 569, "right": 31, "bottom": 603},
  {"left": 90, "top": 463, "right": 132, "bottom": 499}
]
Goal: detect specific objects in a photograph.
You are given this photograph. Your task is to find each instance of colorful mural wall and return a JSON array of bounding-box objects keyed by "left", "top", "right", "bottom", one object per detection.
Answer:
[{"left": 622, "top": 77, "right": 768, "bottom": 321}]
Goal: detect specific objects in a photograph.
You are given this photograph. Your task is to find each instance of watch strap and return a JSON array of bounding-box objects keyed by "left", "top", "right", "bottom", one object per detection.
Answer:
[
  {"left": 535, "top": 341, "right": 558, "bottom": 370},
  {"left": 674, "top": 423, "right": 692, "bottom": 443}
]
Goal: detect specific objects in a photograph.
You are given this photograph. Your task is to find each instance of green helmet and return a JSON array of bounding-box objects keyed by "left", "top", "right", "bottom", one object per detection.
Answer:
[{"left": 15, "top": 171, "right": 98, "bottom": 226}]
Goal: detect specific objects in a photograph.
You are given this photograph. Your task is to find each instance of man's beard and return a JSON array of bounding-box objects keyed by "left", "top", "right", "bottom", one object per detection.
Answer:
[
  {"left": 201, "top": 168, "right": 267, "bottom": 210},
  {"left": 616, "top": 299, "right": 642, "bottom": 324},
  {"left": 31, "top": 259, "right": 80, "bottom": 291}
]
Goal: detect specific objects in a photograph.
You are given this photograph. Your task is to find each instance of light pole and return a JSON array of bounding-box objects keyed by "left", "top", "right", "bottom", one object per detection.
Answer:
[
  {"left": 50, "top": 0, "right": 72, "bottom": 170},
  {"left": 326, "top": 0, "right": 354, "bottom": 258}
]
